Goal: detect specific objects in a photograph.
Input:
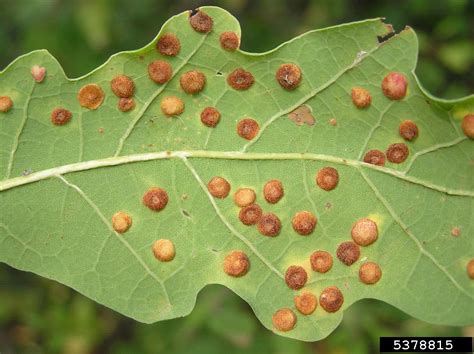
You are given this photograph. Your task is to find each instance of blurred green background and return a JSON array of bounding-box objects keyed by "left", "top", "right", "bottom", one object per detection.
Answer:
[{"left": 0, "top": 0, "right": 473, "bottom": 353}]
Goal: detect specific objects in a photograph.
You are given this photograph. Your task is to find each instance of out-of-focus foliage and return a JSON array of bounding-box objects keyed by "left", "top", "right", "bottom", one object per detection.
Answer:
[
  {"left": 0, "top": 266, "right": 466, "bottom": 354},
  {"left": 0, "top": 0, "right": 472, "bottom": 353},
  {"left": 0, "top": 0, "right": 472, "bottom": 98}
]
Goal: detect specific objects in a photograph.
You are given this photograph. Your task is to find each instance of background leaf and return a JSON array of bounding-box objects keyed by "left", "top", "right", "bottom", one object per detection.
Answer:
[{"left": 1, "top": 6, "right": 473, "bottom": 342}]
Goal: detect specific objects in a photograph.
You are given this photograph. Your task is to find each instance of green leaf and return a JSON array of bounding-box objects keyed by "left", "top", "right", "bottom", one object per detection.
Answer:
[{"left": 1, "top": 6, "right": 473, "bottom": 341}]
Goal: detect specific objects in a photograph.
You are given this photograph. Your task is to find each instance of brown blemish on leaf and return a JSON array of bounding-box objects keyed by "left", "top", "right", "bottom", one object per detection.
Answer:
[
  {"left": 263, "top": 179, "right": 284, "bottom": 204},
  {"left": 351, "top": 218, "right": 378, "bottom": 246},
  {"left": 148, "top": 60, "right": 173, "bottom": 84},
  {"left": 207, "top": 177, "right": 231, "bottom": 199},
  {"left": 156, "top": 34, "right": 181, "bottom": 56},
  {"left": 180, "top": 70, "right": 206, "bottom": 94},
  {"left": 363, "top": 149, "right": 385, "bottom": 166},
  {"left": 288, "top": 105, "right": 315, "bottom": 126},
  {"left": 219, "top": 31, "right": 240, "bottom": 51},
  {"left": 329, "top": 118, "right": 337, "bottom": 126},
  {"left": 200, "top": 107, "right": 220, "bottom": 127},
  {"left": 310, "top": 250, "right": 333, "bottom": 273},
  {"left": 359, "top": 262, "right": 382, "bottom": 284},
  {"left": 461, "top": 114, "right": 474, "bottom": 139},
  {"left": 239, "top": 204, "right": 262, "bottom": 225},
  {"left": 257, "top": 212, "right": 281, "bottom": 237},
  {"left": 51, "top": 108, "right": 72, "bottom": 126},
  {"left": 98, "top": 128, "right": 104, "bottom": 134},
  {"left": 451, "top": 227, "right": 461, "bottom": 237},
  {"left": 285, "top": 265, "right": 308, "bottom": 290},
  {"left": 160, "top": 96, "right": 184, "bottom": 116},
  {"left": 336, "top": 241, "right": 360, "bottom": 266},
  {"left": 143, "top": 187, "right": 169, "bottom": 211},
  {"left": 111, "top": 75, "right": 135, "bottom": 98},
  {"left": 319, "top": 286, "right": 344, "bottom": 313},
  {"left": 189, "top": 9, "right": 213, "bottom": 33},
  {"left": 234, "top": 188, "right": 256, "bottom": 207},
  {"left": 294, "top": 291, "right": 317, "bottom": 315},
  {"left": 399, "top": 120, "right": 419, "bottom": 141},
  {"left": 467, "top": 259, "right": 474, "bottom": 279},
  {"left": 31, "top": 65, "right": 46, "bottom": 83},
  {"left": 118, "top": 98, "right": 135, "bottom": 112},
  {"left": 227, "top": 68, "right": 254, "bottom": 90},
  {"left": 351, "top": 87, "right": 372, "bottom": 108},
  {"left": 316, "top": 167, "right": 339, "bottom": 191},
  {"left": 386, "top": 143, "right": 409, "bottom": 163},
  {"left": 223, "top": 250, "right": 249, "bottom": 277},
  {"left": 152, "top": 239, "right": 175, "bottom": 262},
  {"left": 77, "top": 84, "right": 105, "bottom": 110},
  {"left": 111, "top": 211, "right": 132, "bottom": 233},
  {"left": 276, "top": 63, "right": 302, "bottom": 90},
  {"left": 292, "top": 211, "right": 317, "bottom": 236},
  {"left": 237, "top": 118, "right": 259, "bottom": 140},
  {"left": 382, "top": 72, "right": 408, "bottom": 100},
  {"left": 272, "top": 308, "right": 296, "bottom": 332},
  {"left": 0, "top": 96, "right": 13, "bottom": 113}
]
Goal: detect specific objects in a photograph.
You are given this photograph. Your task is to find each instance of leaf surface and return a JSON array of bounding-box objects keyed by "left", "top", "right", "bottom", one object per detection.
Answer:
[{"left": 0, "top": 6, "right": 473, "bottom": 341}]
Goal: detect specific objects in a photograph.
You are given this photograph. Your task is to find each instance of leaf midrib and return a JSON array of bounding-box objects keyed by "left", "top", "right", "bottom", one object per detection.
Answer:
[{"left": 0, "top": 149, "right": 472, "bottom": 196}]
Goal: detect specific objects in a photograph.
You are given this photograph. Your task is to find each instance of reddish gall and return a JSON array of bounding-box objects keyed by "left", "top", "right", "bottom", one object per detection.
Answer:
[
  {"left": 207, "top": 177, "right": 231, "bottom": 198},
  {"left": 461, "top": 114, "right": 474, "bottom": 139},
  {"left": 272, "top": 308, "right": 296, "bottom": 332},
  {"left": 257, "top": 213, "right": 281, "bottom": 237},
  {"left": 234, "top": 188, "right": 256, "bottom": 207},
  {"left": 263, "top": 179, "right": 284, "bottom": 204},
  {"left": 0, "top": 96, "right": 13, "bottom": 113},
  {"left": 189, "top": 9, "right": 213, "bottom": 33},
  {"left": 156, "top": 34, "right": 181, "bottom": 56},
  {"left": 111, "top": 75, "right": 135, "bottom": 98},
  {"left": 451, "top": 227, "right": 461, "bottom": 237},
  {"left": 31, "top": 65, "right": 46, "bottom": 83},
  {"left": 351, "top": 218, "right": 378, "bottom": 246},
  {"left": 292, "top": 211, "right": 317, "bottom": 236},
  {"left": 118, "top": 98, "right": 135, "bottom": 112},
  {"left": 223, "top": 250, "right": 250, "bottom": 277},
  {"left": 381, "top": 72, "right": 408, "bottom": 100},
  {"left": 399, "top": 120, "right": 419, "bottom": 141},
  {"left": 77, "top": 84, "right": 105, "bottom": 110},
  {"left": 316, "top": 167, "right": 339, "bottom": 191},
  {"left": 237, "top": 118, "right": 259, "bottom": 140},
  {"left": 276, "top": 63, "right": 302, "bottom": 90},
  {"left": 359, "top": 262, "right": 382, "bottom": 284},
  {"left": 386, "top": 143, "right": 409, "bottom": 163},
  {"left": 227, "top": 68, "right": 254, "bottom": 90},
  {"left": 285, "top": 265, "right": 308, "bottom": 290},
  {"left": 152, "top": 239, "right": 175, "bottom": 262},
  {"left": 310, "top": 251, "right": 333, "bottom": 273},
  {"left": 239, "top": 204, "right": 262, "bottom": 225},
  {"left": 160, "top": 96, "right": 184, "bottom": 116},
  {"left": 319, "top": 286, "right": 344, "bottom": 313},
  {"left": 336, "top": 241, "right": 360, "bottom": 266},
  {"left": 363, "top": 150, "right": 385, "bottom": 166},
  {"left": 51, "top": 108, "right": 72, "bottom": 126},
  {"left": 148, "top": 60, "right": 173, "bottom": 84},
  {"left": 180, "top": 70, "right": 206, "bottom": 94},
  {"left": 143, "top": 188, "right": 169, "bottom": 211},
  {"left": 111, "top": 211, "right": 132, "bottom": 233},
  {"left": 351, "top": 87, "right": 372, "bottom": 108},
  {"left": 294, "top": 291, "right": 317, "bottom": 315},
  {"left": 219, "top": 31, "right": 240, "bottom": 51},
  {"left": 200, "top": 107, "right": 220, "bottom": 127},
  {"left": 467, "top": 259, "right": 474, "bottom": 279}
]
